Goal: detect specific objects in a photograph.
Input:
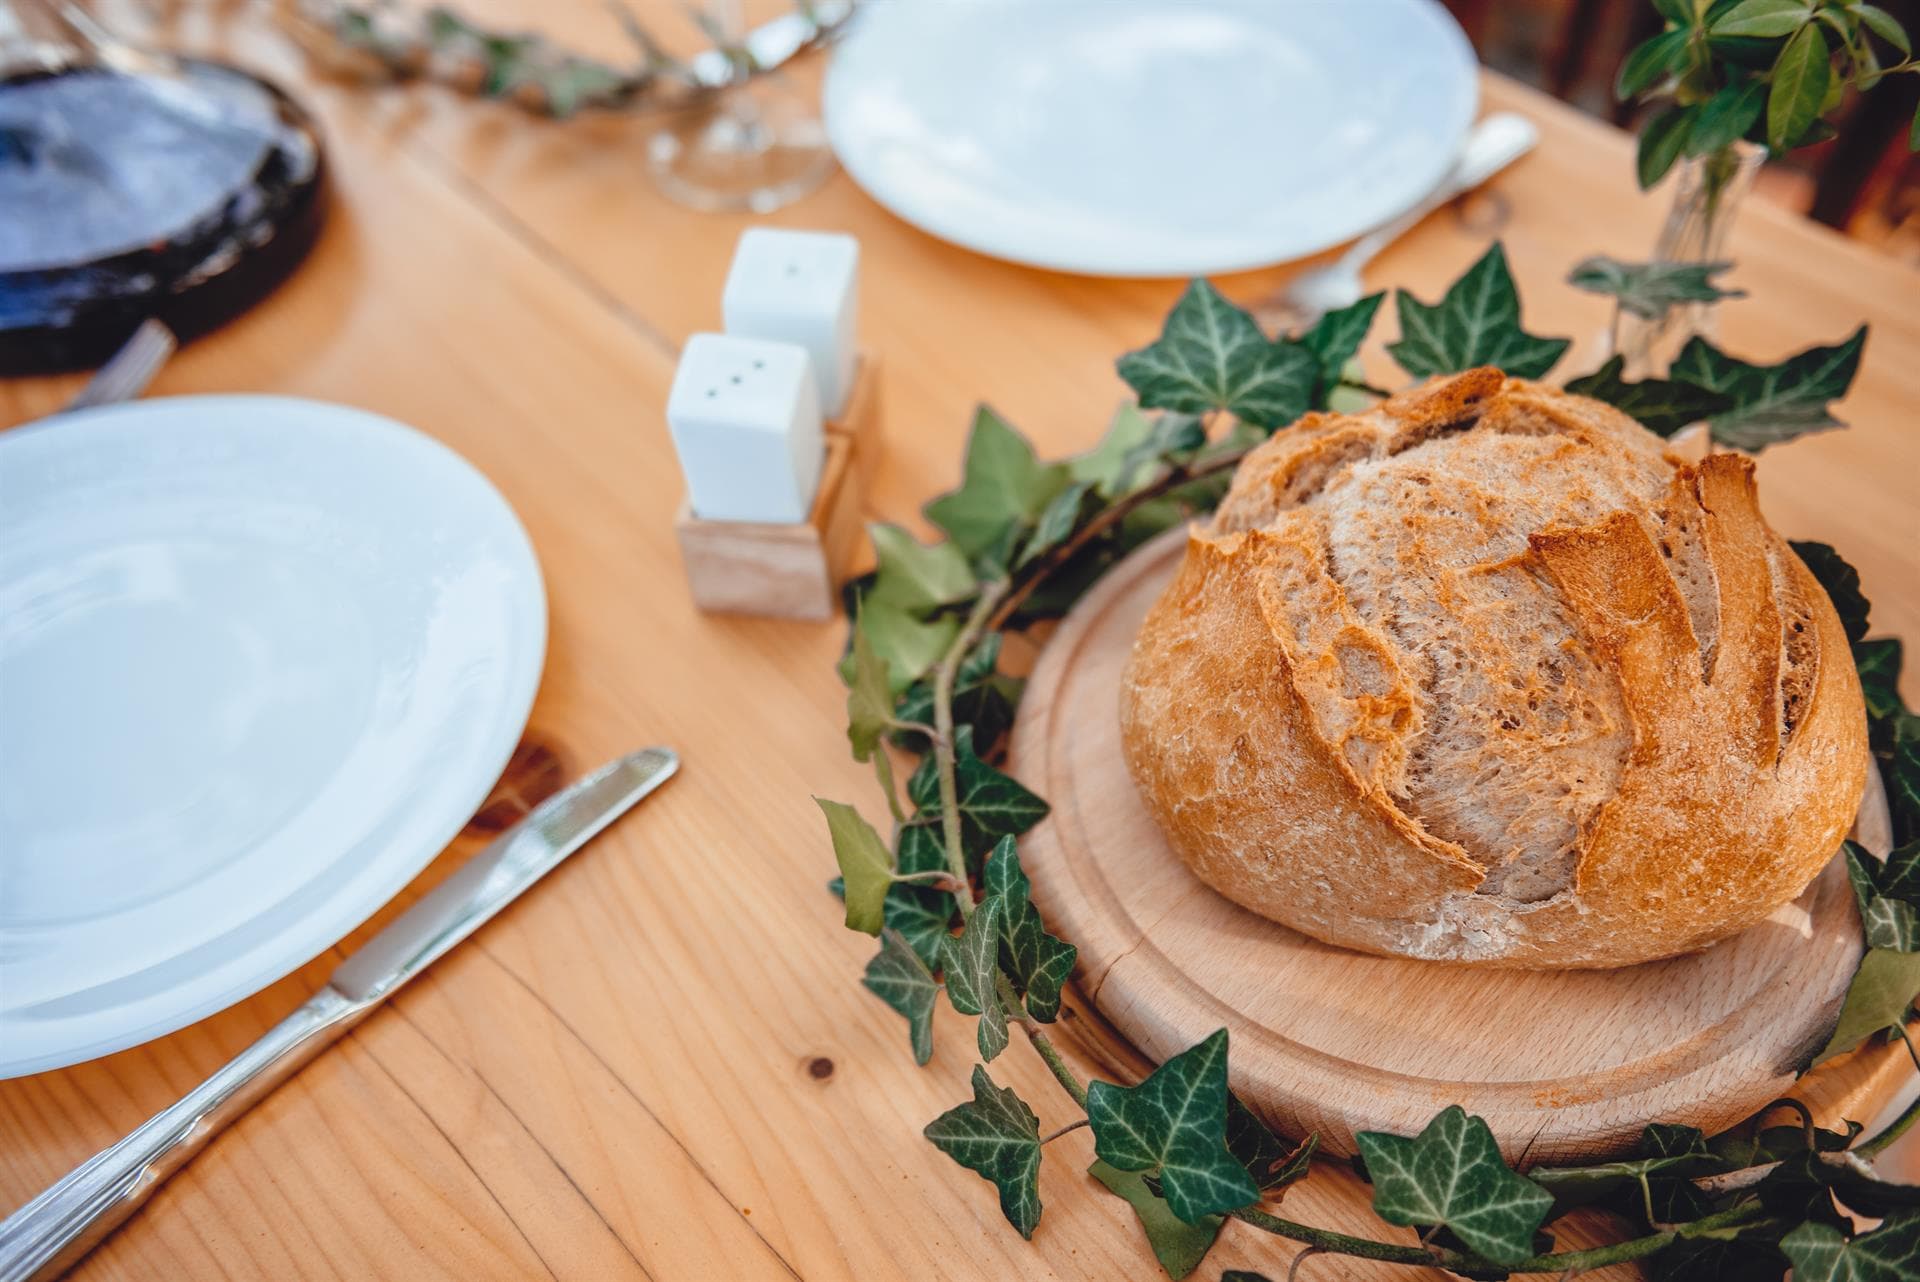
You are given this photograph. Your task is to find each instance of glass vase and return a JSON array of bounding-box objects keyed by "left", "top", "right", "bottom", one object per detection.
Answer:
[{"left": 1613, "top": 140, "right": 1765, "bottom": 377}]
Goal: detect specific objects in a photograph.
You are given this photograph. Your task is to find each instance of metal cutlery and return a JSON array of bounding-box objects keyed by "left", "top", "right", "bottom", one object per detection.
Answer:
[
  {"left": 1260, "top": 113, "right": 1540, "bottom": 330},
  {"left": 0, "top": 746, "right": 679, "bottom": 1282},
  {"left": 62, "top": 319, "right": 177, "bottom": 413}
]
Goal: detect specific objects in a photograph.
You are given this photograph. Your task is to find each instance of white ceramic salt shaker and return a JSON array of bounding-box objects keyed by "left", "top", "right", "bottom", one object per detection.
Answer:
[
  {"left": 721, "top": 228, "right": 859, "bottom": 418},
  {"left": 666, "top": 333, "right": 824, "bottom": 524}
]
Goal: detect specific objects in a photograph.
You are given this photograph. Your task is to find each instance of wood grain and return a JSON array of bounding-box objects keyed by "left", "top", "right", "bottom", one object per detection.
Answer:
[
  {"left": 1011, "top": 528, "right": 1884, "bottom": 1164},
  {"left": 674, "top": 433, "right": 861, "bottom": 620},
  {"left": 2, "top": 2, "right": 1918, "bottom": 1278}
]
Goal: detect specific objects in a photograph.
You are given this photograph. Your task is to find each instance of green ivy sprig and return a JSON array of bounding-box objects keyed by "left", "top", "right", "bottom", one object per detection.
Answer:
[
  {"left": 817, "top": 241, "right": 1920, "bottom": 1279},
  {"left": 280, "top": 0, "right": 843, "bottom": 118},
  {"left": 1619, "top": 0, "right": 1920, "bottom": 189}
]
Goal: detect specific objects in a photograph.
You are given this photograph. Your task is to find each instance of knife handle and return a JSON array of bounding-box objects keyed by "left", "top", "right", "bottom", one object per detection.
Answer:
[{"left": 0, "top": 986, "right": 370, "bottom": 1282}]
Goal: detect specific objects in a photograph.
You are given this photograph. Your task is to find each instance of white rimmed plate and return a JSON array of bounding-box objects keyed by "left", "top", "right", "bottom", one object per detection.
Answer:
[
  {"left": 823, "top": 0, "right": 1479, "bottom": 277},
  {"left": 0, "top": 396, "right": 545, "bottom": 1077}
]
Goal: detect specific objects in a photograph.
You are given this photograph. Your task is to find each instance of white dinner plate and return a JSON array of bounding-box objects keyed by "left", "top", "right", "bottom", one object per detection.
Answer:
[
  {"left": 0, "top": 396, "right": 545, "bottom": 1077},
  {"left": 823, "top": 0, "right": 1479, "bottom": 277}
]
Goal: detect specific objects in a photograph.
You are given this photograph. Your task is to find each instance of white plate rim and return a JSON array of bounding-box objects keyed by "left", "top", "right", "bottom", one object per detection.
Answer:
[
  {"left": 0, "top": 395, "right": 546, "bottom": 1077},
  {"left": 822, "top": 0, "right": 1481, "bottom": 278}
]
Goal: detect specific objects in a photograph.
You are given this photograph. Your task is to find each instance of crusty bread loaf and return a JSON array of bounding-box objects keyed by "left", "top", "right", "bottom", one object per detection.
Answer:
[{"left": 1119, "top": 369, "right": 1868, "bottom": 968}]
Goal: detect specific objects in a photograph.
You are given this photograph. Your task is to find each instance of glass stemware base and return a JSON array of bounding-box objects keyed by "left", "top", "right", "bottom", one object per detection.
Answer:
[{"left": 646, "top": 81, "right": 834, "bottom": 214}]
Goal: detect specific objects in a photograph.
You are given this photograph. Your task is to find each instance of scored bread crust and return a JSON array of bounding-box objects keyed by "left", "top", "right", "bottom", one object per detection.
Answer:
[{"left": 1119, "top": 369, "right": 1868, "bottom": 968}]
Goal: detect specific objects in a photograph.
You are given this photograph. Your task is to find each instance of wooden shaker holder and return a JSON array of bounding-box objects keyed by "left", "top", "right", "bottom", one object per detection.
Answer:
[{"left": 674, "top": 353, "right": 880, "bottom": 621}]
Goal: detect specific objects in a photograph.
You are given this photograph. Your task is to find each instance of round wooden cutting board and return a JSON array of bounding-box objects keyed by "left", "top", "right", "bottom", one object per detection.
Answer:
[{"left": 1010, "top": 528, "right": 1882, "bottom": 1165}]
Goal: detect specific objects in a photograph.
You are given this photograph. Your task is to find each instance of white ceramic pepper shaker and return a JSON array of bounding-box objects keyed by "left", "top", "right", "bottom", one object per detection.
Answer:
[{"left": 721, "top": 228, "right": 860, "bottom": 418}]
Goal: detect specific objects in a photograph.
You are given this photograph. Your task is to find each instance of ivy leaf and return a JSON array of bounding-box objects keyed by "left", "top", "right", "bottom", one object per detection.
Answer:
[
  {"left": 1355, "top": 1106, "right": 1554, "bottom": 1267},
  {"left": 1767, "top": 22, "right": 1831, "bottom": 152},
  {"left": 1533, "top": 1121, "right": 1721, "bottom": 1223},
  {"left": 1634, "top": 1123, "right": 1724, "bottom": 1222},
  {"left": 1532, "top": 1121, "right": 1721, "bottom": 1224},
  {"left": 1782, "top": 1213, "right": 1920, "bottom": 1281},
  {"left": 844, "top": 621, "right": 904, "bottom": 820},
  {"left": 1070, "top": 403, "right": 1156, "bottom": 496},
  {"left": 884, "top": 882, "right": 956, "bottom": 968},
  {"left": 1127, "top": 414, "right": 1209, "bottom": 481},
  {"left": 1690, "top": 79, "right": 1768, "bottom": 152},
  {"left": 1858, "top": 638, "right": 1908, "bottom": 723},
  {"left": 1115, "top": 412, "right": 1210, "bottom": 494},
  {"left": 1793, "top": 541, "right": 1872, "bottom": 643},
  {"left": 1650, "top": 1231, "right": 1792, "bottom": 1282},
  {"left": 1117, "top": 280, "right": 1319, "bottom": 430},
  {"left": 1294, "top": 293, "right": 1385, "bottom": 407},
  {"left": 1069, "top": 403, "right": 1205, "bottom": 499},
  {"left": 1088, "top": 1160, "right": 1224, "bottom": 1280},
  {"left": 843, "top": 599, "right": 959, "bottom": 695},
  {"left": 864, "top": 928, "right": 938, "bottom": 1065},
  {"left": 1846, "top": 839, "right": 1920, "bottom": 950},
  {"left": 941, "top": 896, "right": 1009, "bottom": 1061},
  {"left": 907, "top": 727, "right": 1051, "bottom": 869},
  {"left": 1817, "top": 947, "right": 1920, "bottom": 1061},
  {"left": 1669, "top": 326, "right": 1867, "bottom": 450},
  {"left": 885, "top": 823, "right": 961, "bottom": 966},
  {"left": 845, "top": 621, "right": 894, "bottom": 761},
  {"left": 1890, "top": 738, "right": 1920, "bottom": 844},
  {"left": 1710, "top": 0, "right": 1814, "bottom": 38},
  {"left": 1717, "top": 1117, "right": 1861, "bottom": 1167},
  {"left": 1263, "top": 1134, "right": 1317, "bottom": 1194},
  {"left": 817, "top": 798, "right": 893, "bottom": 934},
  {"left": 865, "top": 523, "right": 977, "bottom": 616},
  {"left": 1861, "top": 891, "right": 1918, "bottom": 953},
  {"left": 1822, "top": 1151, "right": 1920, "bottom": 1219},
  {"left": 1224, "top": 1094, "right": 1317, "bottom": 1193},
  {"left": 1566, "top": 256, "right": 1745, "bottom": 321},
  {"left": 1087, "top": 1029, "right": 1262, "bottom": 1223},
  {"left": 1764, "top": 1149, "right": 1874, "bottom": 1231},
  {"left": 1387, "top": 243, "right": 1571, "bottom": 381},
  {"left": 895, "top": 814, "right": 949, "bottom": 875},
  {"left": 982, "top": 837, "right": 1077, "bottom": 1022},
  {"left": 475, "top": 33, "right": 539, "bottom": 96},
  {"left": 1564, "top": 355, "right": 1734, "bottom": 436},
  {"left": 541, "top": 60, "right": 625, "bottom": 118},
  {"left": 894, "top": 633, "right": 1023, "bottom": 756},
  {"left": 1016, "top": 481, "right": 1095, "bottom": 570},
  {"left": 1638, "top": 104, "right": 1697, "bottom": 189},
  {"left": 924, "top": 406, "right": 1070, "bottom": 568},
  {"left": 923, "top": 1066, "right": 1045, "bottom": 1238}
]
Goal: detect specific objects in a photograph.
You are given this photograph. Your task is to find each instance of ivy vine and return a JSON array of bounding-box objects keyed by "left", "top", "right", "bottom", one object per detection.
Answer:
[{"left": 819, "top": 241, "right": 1920, "bottom": 1279}]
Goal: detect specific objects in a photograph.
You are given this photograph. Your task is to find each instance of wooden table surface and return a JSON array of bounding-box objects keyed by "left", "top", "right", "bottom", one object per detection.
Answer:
[{"left": 6, "top": 5, "right": 1920, "bottom": 1279}]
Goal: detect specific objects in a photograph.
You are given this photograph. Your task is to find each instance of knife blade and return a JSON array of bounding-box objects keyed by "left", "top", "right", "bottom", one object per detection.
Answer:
[
  {"left": 0, "top": 746, "right": 679, "bottom": 1282},
  {"left": 331, "top": 746, "right": 678, "bottom": 1001}
]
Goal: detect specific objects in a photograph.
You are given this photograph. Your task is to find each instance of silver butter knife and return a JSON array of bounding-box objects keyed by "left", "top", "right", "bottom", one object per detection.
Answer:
[
  {"left": 0, "top": 747, "right": 679, "bottom": 1282},
  {"left": 1260, "top": 113, "right": 1540, "bottom": 328}
]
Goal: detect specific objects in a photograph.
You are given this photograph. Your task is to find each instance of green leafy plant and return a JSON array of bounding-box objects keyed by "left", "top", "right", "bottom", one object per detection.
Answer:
[
  {"left": 1566, "top": 254, "right": 1868, "bottom": 450},
  {"left": 817, "top": 241, "right": 1920, "bottom": 1278},
  {"left": 1619, "top": 0, "right": 1920, "bottom": 189},
  {"left": 1569, "top": 255, "right": 1747, "bottom": 319}
]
